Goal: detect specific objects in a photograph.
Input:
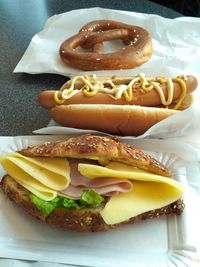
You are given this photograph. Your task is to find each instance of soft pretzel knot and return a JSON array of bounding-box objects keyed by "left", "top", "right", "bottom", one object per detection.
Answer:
[{"left": 59, "top": 20, "right": 152, "bottom": 71}]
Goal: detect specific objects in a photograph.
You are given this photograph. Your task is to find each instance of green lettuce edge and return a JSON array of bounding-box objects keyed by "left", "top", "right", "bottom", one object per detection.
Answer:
[{"left": 30, "top": 189, "right": 104, "bottom": 217}]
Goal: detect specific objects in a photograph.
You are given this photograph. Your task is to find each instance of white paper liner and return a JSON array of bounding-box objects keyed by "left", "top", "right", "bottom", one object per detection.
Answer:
[
  {"left": 12, "top": 7, "right": 200, "bottom": 138},
  {"left": 14, "top": 8, "right": 200, "bottom": 78},
  {"left": 0, "top": 135, "right": 199, "bottom": 266}
]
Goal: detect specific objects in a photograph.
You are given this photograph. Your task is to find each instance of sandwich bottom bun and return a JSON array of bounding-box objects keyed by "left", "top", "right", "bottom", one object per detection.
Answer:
[{"left": 1, "top": 175, "right": 184, "bottom": 232}]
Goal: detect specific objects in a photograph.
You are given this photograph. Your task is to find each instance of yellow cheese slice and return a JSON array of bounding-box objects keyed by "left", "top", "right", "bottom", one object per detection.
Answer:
[
  {"left": 0, "top": 154, "right": 184, "bottom": 223},
  {"left": 0, "top": 153, "right": 70, "bottom": 201},
  {"left": 78, "top": 162, "right": 184, "bottom": 224},
  {"left": 78, "top": 162, "right": 180, "bottom": 187},
  {"left": 0, "top": 157, "right": 57, "bottom": 200},
  {"left": 100, "top": 182, "right": 183, "bottom": 224}
]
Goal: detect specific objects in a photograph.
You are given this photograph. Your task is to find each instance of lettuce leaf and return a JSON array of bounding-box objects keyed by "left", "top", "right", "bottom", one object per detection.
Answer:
[
  {"left": 30, "top": 194, "right": 58, "bottom": 216},
  {"left": 30, "top": 189, "right": 104, "bottom": 217},
  {"left": 80, "top": 189, "right": 104, "bottom": 207}
]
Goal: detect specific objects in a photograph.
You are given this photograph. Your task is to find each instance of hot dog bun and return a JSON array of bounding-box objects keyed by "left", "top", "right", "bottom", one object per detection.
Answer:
[
  {"left": 37, "top": 74, "right": 198, "bottom": 136},
  {"left": 51, "top": 104, "right": 177, "bottom": 136}
]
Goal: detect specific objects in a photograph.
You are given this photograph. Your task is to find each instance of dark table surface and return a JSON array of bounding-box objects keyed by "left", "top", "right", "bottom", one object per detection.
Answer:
[{"left": 0, "top": 0, "right": 182, "bottom": 136}]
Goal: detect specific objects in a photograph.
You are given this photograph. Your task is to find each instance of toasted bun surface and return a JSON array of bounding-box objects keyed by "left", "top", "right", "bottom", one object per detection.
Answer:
[
  {"left": 0, "top": 175, "right": 185, "bottom": 232},
  {"left": 20, "top": 134, "right": 171, "bottom": 177}
]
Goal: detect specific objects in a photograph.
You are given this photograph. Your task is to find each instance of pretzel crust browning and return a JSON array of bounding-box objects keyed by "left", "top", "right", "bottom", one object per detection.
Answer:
[{"left": 59, "top": 20, "right": 152, "bottom": 70}]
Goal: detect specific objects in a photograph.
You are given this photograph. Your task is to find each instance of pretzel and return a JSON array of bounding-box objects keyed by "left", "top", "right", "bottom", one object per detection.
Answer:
[{"left": 59, "top": 20, "right": 152, "bottom": 70}]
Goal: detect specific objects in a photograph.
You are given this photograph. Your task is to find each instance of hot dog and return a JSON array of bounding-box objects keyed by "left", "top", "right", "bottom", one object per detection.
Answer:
[
  {"left": 37, "top": 74, "right": 198, "bottom": 136},
  {"left": 38, "top": 75, "right": 197, "bottom": 109}
]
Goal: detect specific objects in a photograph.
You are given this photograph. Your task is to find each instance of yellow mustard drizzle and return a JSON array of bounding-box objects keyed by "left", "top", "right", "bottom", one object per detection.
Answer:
[
  {"left": 139, "top": 73, "right": 154, "bottom": 92},
  {"left": 172, "top": 77, "right": 187, "bottom": 110},
  {"left": 53, "top": 74, "right": 187, "bottom": 110},
  {"left": 54, "top": 92, "right": 65, "bottom": 104},
  {"left": 123, "top": 77, "right": 140, "bottom": 102},
  {"left": 83, "top": 85, "right": 98, "bottom": 96}
]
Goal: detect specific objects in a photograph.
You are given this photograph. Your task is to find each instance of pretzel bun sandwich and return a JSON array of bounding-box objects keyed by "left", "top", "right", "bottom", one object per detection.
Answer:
[
  {"left": 0, "top": 135, "right": 184, "bottom": 232},
  {"left": 38, "top": 74, "right": 198, "bottom": 136}
]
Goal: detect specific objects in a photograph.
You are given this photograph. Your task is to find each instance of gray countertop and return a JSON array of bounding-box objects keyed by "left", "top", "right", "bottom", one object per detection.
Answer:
[{"left": 0, "top": 0, "right": 182, "bottom": 136}]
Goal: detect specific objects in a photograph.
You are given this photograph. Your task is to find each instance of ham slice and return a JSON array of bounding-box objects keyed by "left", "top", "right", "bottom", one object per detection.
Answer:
[{"left": 59, "top": 159, "right": 133, "bottom": 199}]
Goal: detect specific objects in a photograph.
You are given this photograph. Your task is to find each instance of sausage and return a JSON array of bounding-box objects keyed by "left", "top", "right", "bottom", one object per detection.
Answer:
[{"left": 38, "top": 75, "right": 197, "bottom": 110}]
